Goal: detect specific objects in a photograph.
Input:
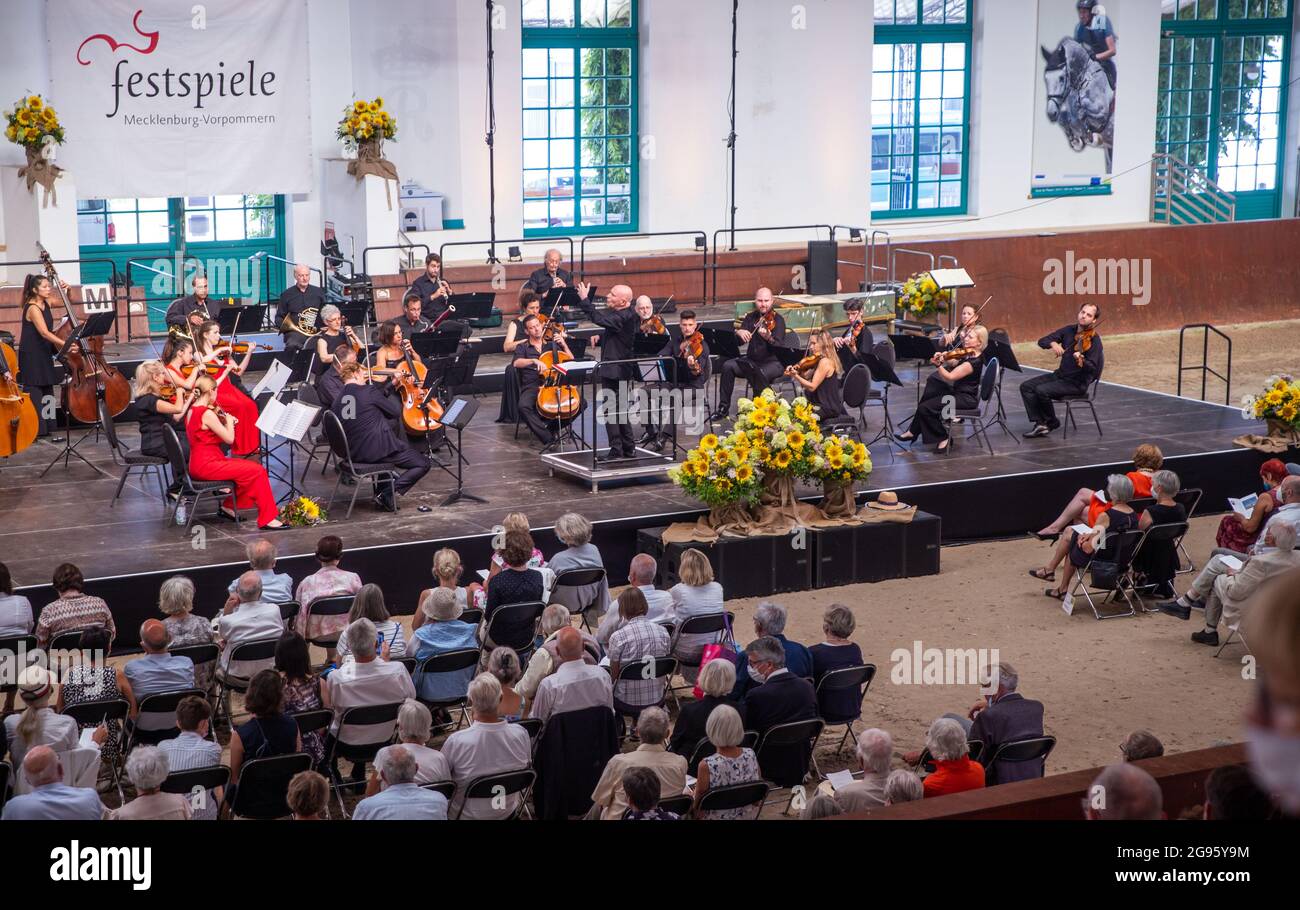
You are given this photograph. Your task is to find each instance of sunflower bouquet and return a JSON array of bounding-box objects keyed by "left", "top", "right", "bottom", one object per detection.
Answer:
[
  {"left": 731, "top": 389, "right": 825, "bottom": 480},
  {"left": 280, "top": 496, "right": 328, "bottom": 527},
  {"left": 4, "top": 94, "right": 65, "bottom": 151},
  {"left": 1241, "top": 375, "right": 1300, "bottom": 431},
  {"left": 809, "top": 433, "right": 873, "bottom": 486},
  {"left": 668, "top": 433, "right": 763, "bottom": 508},
  {"left": 898, "top": 271, "right": 950, "bottom": 320},
  {"left": 337, "top": 97, "right": 398, "bottom": 150}
]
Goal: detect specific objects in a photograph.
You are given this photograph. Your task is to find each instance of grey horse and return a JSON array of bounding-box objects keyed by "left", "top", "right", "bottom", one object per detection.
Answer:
[{"left": 1041, "top": 38, "right": 1114, "bottom": 171}]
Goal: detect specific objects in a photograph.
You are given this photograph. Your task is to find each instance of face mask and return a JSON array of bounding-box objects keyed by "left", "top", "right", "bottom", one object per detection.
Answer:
[
  {"left": 747, "top": 663, "right": 768, "bottom": 685},
  {"left": 1245, "top": 724, "right": 1300, "bottom": 813}
]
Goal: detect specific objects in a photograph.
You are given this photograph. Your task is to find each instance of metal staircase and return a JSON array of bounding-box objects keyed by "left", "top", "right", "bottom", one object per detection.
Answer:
[{"left": 1150, "top": 153, "right": 1236, "bottom": 225}]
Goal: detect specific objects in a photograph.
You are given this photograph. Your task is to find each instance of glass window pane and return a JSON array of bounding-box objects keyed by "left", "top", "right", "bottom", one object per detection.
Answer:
[
  {"left": 921, "top": 43, "right": 942, "bottom": 70},
  {"left": 607, "top": 108, "right": 630, "bottom": 135},
  {"left": 945, "top": 0, "right": 967, "bottom": 23},
  {"left": 214, "top": 194, "right": 243, "bottom": 209},
  {"left": 522, "top": 79, "right": 550, "bottom": 108},
  {"left": 607, "top": 48, "right": 631, "bottom": 76},
  {"left": 524, "top": 172, "right": 549, "bottom": 198},
  {"left": 922, "top": 0, "right": 945, "bottom": 23},
  {"left": 78, "top": 212, "right": 108, "bottom": 246},
  {"left": 940, "top": 181, "right": 962, "bottom": 208},
  {"left": 138, "top": 211, "right": 169, "bottom": 244},
  {"left": 581, "top": 167, "right": 605, "bottom": 195},
  {"left": 582, "top": 109, "right": 605, "bottom": 136},
  {"left": 942, "top": 69, "right": 964, "bottom": 97},
  {"left": 582, "top": 79, "right": 604, "bottom": 106},
  {"left": 549, "top": 0, "right": 575, "bottom": 28},
  {"left": 874, "top": 0, "right": 895, "bottom": 25},
  {"left": 550, "top": 48, "right": 575, "bottom": 78},
  {"left": 919, "top": 71, "right": 942, "bottom": 98},
  {"left": 524, "top": 140, "right": 549, "bottom": 169},
  {"left": 609, "top": 0, "right": 631, "bottom": 28},
  {"left": 550, "top": 199, "right": 575, "bottom": 226},
  {"left": 245, "top": 209, "right": 274, "bottom": 240},
  {"left": 607, "top": 137, "right": 630, "bottom": 165},
  {"left": 895, "top": 0, "right": 918, "bottom": 24},
  {"left": 582, "top": 0, "right": 607, "bottom": 28},
  {"left": 549, "top": 139, "right": 575, "bottom": 168},
  {"left": 523, "top": 200, "right": 549, "bottom": 230},
  {"left": 607, "top": 78, "right": 631, "bottom": 105},
  {"left": 109, "top": 213, "right": 138, "bottom": 245},
  {"left": 215, "top": 208, "right": 245, "bottom": 241},
  {"left": 185, "top": 211, "right": 212, "bottom": 243},
  {"left": 551, "top": 79, "right": 575, "bottom": 107},
  {"left": 524, "top": 110, "right": 549, "bottom": 138},
  {"left": 523, "top": 0, "right": 548, "bottom": 29},
  {"left": 580, "top": 197, "right": 606, "bottom": 225},
  {"left": 550, "top": 109, "right": 574, "bottom": 137},
  {"left": 608, "top": 166, "right": 630, "bottom": 191},
  {"left": 138, "top": 196, "right": 169, "bottom": 211},
  {"left": 606, "top": 196, "right": 631, "bottom": 224},
  {"left": 107, "top": 197, "right": 137, "bottom": 212},
  {"left": 944, "top": 42, "right": 965, "bottom": 69},
  {"left": 550, "top": 171, "right": 575, "bottom": 199},
  {"left": 523, "top": 48, "right": 549, "bottom": 78},
  {"left": 581, "top": 48, "right": 605, "bottom": 76},
  {"left": 917, "top": 182, "right": 939, "bottom": 209}
]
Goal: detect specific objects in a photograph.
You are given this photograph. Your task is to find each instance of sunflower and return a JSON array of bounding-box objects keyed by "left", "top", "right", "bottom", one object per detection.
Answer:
[
  {"left": 16, "top": 109, "right": 31, "bottom": 126},
  {"left": 715, "top": 478, "right": 732, "bottom": 493},
  {"left": 3, "top": 126, "right": 14, "bottom": 141},
  {"left": 787, "top": 429, "right": 805, "bottom": 449},
  {"left": 23, "top": 127, "right": 37, "bottom": 142},
  {"left": 27, "top": 95, "right": 42, "bottom": 110},
  {"left": 367, "top": 101, "right": 380, "bottom": 113},
  {"left": 1266, "top": 389, "right": 1284, "bottom": 405},
  {"left": 1282, "top": 404, "right": 1298, "bottom": 422},
  {"left": 828, "top": 454, "right": 845, "bottom": 470},
  {"left": 713, "top": 449, "right": 729, "bottom": 466},
  {"left": 373, "top": 96, "right": 384, "bottom": 107},
  {"left": 774, "top": 450, "right": 792, "bottom": 469},
  {"left": 736, "top": 464, "right": 754, "bottom": 482},
  {"left": 700, "top": 433, "right": 719, "bottom": 450},
  {"left": 353, "top": 100, "right": 367, "bottom": 113}
]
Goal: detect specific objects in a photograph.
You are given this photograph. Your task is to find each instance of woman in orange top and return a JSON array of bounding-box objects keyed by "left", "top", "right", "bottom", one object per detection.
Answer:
[
  {"left": 921, "top": 717, "right": 985, "bottom": 798},
  {"left": 1033, "top": 443, "right": 1162, "bottom": 540}
]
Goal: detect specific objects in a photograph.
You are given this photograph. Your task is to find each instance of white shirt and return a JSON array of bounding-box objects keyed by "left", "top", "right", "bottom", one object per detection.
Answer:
[
  {"left": 4, "top": 709, "right": 80, "bottom": 771},
  {"left": 376, "top": 742, "right": 449, "bottom": 786},
  {"left": 530, "top": 658, "right": 613, "bottom": 724},
  {"left": 216, "top": 601, "right": 285, "bottom": 677},
  {"left": 442, "top": 719, "right": 532, "bottom": 819},
  {"left": 325, "top": 658, "right": 417, "bottom": 745},
  {"left": 0, "top": 593, "right": 34, "bottom": 637},
  {"left": 1253, "top": 505, "right": 1300, "bottom": 555}
]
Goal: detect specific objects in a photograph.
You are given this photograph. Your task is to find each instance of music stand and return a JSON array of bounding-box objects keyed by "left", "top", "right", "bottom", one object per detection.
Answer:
[
  {"left": 410, "top": 333, "right": 462, "bottom": 359},
  {"left": 287, "top": 348, "right": 317, "bottom": 385},
  {"left": 543, "top": 285, "right": 594, "bottom": 313},
  {"left": 861, "top": 351, "right": 907, "bottom": 462},
  {"left": 337, "top": 303, "right": 369, "bottom": 328},
  {"left": 986, "top": 336, "right": 1021, "bottom": 372},
  {"left": 446, "top": 293, "right": 496, "bottom": 322},
  {"left": 41, "top": 312, "right": 117, "bottom": 478},
  {"left": 218, "top": 304, "right": 267, "bottom": 335},
  {"left": 701, "top": 327, "right": 739, "bottom": 360},
  {"left": 565, "top": 336, "right": 591, "bottom": 360},
  {"left": 432, "top": 396, "right": 485, "bottom": 506},
  {"left": 890, "top": 332, "right": 941, "bottom": 405}
]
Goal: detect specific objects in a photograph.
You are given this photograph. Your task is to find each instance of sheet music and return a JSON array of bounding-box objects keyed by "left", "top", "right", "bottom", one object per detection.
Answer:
[
  {"left": 257, "top": 397, "right": 319, "bottom": 442},
  {"left": 251, "top": 358, "right": 292, "bottom": 398},
  {"left": 928, "top": 267, "right": 975, "bottom": 288}
]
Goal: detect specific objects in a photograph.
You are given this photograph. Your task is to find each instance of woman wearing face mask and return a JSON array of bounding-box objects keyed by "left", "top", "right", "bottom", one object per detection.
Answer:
[{"left": 1244, "top": 571, "right": 1300, "bottom": 817}]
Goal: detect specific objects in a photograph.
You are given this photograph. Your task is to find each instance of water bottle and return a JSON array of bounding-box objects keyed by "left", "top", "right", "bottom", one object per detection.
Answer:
[{"left": 175, "top": 500, "right": 188, "bottom": 525}]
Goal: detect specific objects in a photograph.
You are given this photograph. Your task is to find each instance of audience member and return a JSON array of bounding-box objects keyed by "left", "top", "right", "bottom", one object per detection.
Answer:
[
  {"left": 1085, "top": 763, "right": 1163, "bottom": 820},
  {"left": 668, "top": 658, "right": 746, "bottom": 758},
  {"left": 967, "top": 661, "right": 1045, "bottom": 784},
  {"left": 833, "top": 728, "right": 893, "bottom": 812},
  {"left": 410, "top": 587, "right": 479, "bottom": 704},
  {"left": 801, "top": 792, "right": 844, "bottom": 820},
  {"left": 337, "top": 583, "right": 406, "bottom": 661},
  {"left": 125, "top": 618, "right": 196, "bottom": 700},
  {"left": 531, "top": 627, "right": 613, "bottom": 723},
  {"left": 487, "top": 647, "right": 526, "bottom": 720},
  {"left": 666, "top": 548, "right": 726, "bottom": 681},
  {"left": 484, "top": 529, "right": 546, "bottom": 623},
  {"left": 35, "top": 562, "right": 115, "bottom": 649},
  {"left": 607, "top": 588, "right": 672, "bottom": 716},
  {"left": 1119, "top": 729, "right": 1164, "bottom": 762},
  {"left": 883, "top": 769, "right": 924, "bottom": 806},
  {"left": 322, "top": 619, "right": 416, "bottom": 774},
  {"left": 111, "top": 746, "right": 191, "bottom": 820},
  {"left": 225, "top": 539, "right": 293, "bottom": 606},
  {"left": 547, "top": 512, "right": 610, "bottom": 620},
  {"left": 809, "top": 604, "right": 865, "bottom": 721},
  {"left": 1202, "top": 764, "right": 1275, "bottom": 820},
  {"left": 1, "top": 746, "right": 106, "bottom": 820},
  {"left": 1133, "top": 469, "right": 1187, "bottom": 598},
  {"left": 158, "top": 696, "right": 222, "bottom": 820},
  {"left": 442, "top": 673, "right": 532, "bottom": 819},
  {"left": 0, "top": 560, "right": 34, "bottom": 636},
  {"left": 621, "top": 765, "right": 680, "bottom": 820},
  {"left": 229, "top": 670, "right": 302, "bottom": 787},
  {"left": 921, "top": 717, "right": 985, "bottom": 797},
  {"left": 516, "top": 604, "right": 600, "bottom": 703},
  {"left": 216, "top": 571, "right": 285, "bottom": 679},
  {"left": 295, "top": 534, "right": 363, "bottom": 660},
  {"left": 415, "top": 547, "right": 481, "bottom": 626},
  {"left": 692, "top": 705, "right": 762, "bottom": 820},
  {"left": 596, "top": 554, "right": 671, "bottom": 645},
  {"left": 57, "top": 625, "right": 134, "bottom": 767},
  {"left": 287, "top": 770, "right": 330, "bottom": 820},
  {"left": 157, "top": 575, "right": 215, "bottom": 690},
  {"left": 11, "top": 665, "right": 85, "bottom": 771},
  {"left": 732, "top": 602, "right": 813, "bottom": 697},
  {"left": 1037, "top": 474, "right": 1139, "bottom": 599},
  {"left": 1244, "top": 570, "right": 1300, "bottom": 815},
  {"left": 353, "top": 745, "right": 448, "bottom": 820},
  {"left": 1216, "top": 459, "right": 1289, "bottom": 554},
  {"left": 1035, "top": 443, "right": 1162, "bottom": 538},
  {"left": 485, "top": 512, "right": 547, "bottom": 584},
  {"left": 372, "top": 700, "right": 449, "bottom": 788},
  {"left": 742, "top": 636, "right": 818, "bottom": 787},
  {"left": 590, "top": 707, "right": 688, "bottom": 819},
  {"left": 276, "top": 633, "right": 326, "bottom": 767}
]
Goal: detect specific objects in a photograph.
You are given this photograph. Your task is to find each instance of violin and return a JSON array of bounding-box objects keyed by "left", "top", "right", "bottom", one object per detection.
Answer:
[
  {"left": 0, "top": 341, "right": 39, "bottom": 458},
  {"left": 786, "top": 353, "right": 823, "bottom": 377},
  {"left": 680, "top": 332, "right": 705, "bottom": 376},
  {"left": 639, "top": 315, "right": 667, "bottom": 335},
  {"left": 180, "top": 362, "right": 224, "bottom": 378},
  {"left": 760, "top": 310, "right": 777, "bottom": 336},
  {"left": 940, "top": 347, "right": 978, "bottom": 363},
  {"left": 215, "top": 340, "right": 273, "bottom": 355}
]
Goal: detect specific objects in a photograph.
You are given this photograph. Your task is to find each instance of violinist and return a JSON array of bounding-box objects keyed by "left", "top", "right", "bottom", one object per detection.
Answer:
[
  {"left": 193, "top": 320, "right": 261, "bottom": 457},
  {"left": 1020, "top": 303, "right": 1103, "bottom": 439},
  {"left": 17, "top": 273, "right": 73, "bottom": 438},
  {"left": 132, "top": 360, "right": 197, "bottom": 496},
  {"left": 186, "top": 374, "right": 286, "bottom": 529},
  {"left": 935, "top": 303, "right": 980, "bottom": 354},
  {"left": 896, "top": 325, "right": 989, "bottom": 454},
  {"left": 513, "top": 312, "right": 575, "bottom": 447},
  {"left": 786, "top": 331, "right": 846, "bottom": 420},
  {"left": 164, "top": 275, "right": 223, "bottom": 334},
  {"left": 832, "top": 297, "right": 874, "bottom": 368},
  {"left": 711, "top": 287, "right": 788, "bottom": 421},
  {"left": 331, "top": 361, "right": 430, "bottom": 512},
  {"left": 644, "top": 309, "right": 710, "bottom": 453},
  {"left": 314, "top": 344, "right": 356, "bottom": 410},
  {"left": 313, "top": 304, "right": 362, "bottom": 378},
  {"left": 163, "top": 335, "right": 200, "bottom": 394},
  {"left": 634, "top": 296, "right": 667, "bottom": 337}
]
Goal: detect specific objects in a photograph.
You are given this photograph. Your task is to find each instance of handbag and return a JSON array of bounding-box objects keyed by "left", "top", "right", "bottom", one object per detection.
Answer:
[{"left": 692, "top": 612, "right": 738, "bottom": 700}]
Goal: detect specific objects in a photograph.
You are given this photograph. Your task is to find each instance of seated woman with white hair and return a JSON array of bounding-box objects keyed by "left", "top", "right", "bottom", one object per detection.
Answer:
[
  {"left": 690, "top": 704, "right": 762, "bottom": 820},
  {"left": 920, "top": 717, "right": 985, "bottom": 798},
  {"left": 883, "top": 769, "right": 924, "bottom": 806},
  {"left": 668, "top": 657, "right": 745, "bottom": 758},
  {"left": 110, "top": 746, "right": 191, "bottom": 820},
  {"left": 157, "top": 575, "right": 216, "bottom": 691},
  {"left": 410, "top": 587, "right": 479, "bottom": 704},
  {"left": 369, "top": 700, "right": 450, "bottom": 794},
  {"left": 516, "top": 604, "right": 601, "bottom": 705},
  {"left": 546, "top": 512, "right": 610, "bottom": 620},
  {"left": 1034, "top": 473, "right": 1139, "bottom": 600},
  {"left": 666, "top": 548, "right": 726, "bottom": 682},
  {"left": 1133, "top": 469, "right": 1187, "bottom": 599}
]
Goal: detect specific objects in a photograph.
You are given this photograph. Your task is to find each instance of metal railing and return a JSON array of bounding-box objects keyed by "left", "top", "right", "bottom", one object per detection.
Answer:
[
  {"left": 361, "top": 242, "right": 430, "bottom": 278},
  {"left": 579, "top": 230, "right": 708, "bottom": 305},
  {"left": 437, "top": 237, "right": 575, "bottom": 283},
  {"left": 830, "top": 225, "right": 870, "bottom": 293},
  {"left": 1, "top": 257, "right": 125, "bottom": 340},
  {"left": 1151, "top": 153, "right": 1236, "bottom": 225},
  {"left": 1177, "top": 323, "right": 1232, "bottom": 406},
  {"left": 709, "top": 224, "right": 832, "bottom": 304}
]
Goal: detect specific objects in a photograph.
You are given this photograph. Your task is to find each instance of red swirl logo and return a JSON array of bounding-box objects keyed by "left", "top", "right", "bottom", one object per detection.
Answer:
[{"left": 77, "top": 9, "right": 159, "bottom": 66}]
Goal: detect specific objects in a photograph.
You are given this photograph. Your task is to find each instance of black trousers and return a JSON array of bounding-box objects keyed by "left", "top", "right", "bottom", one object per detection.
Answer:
[
  {"left": 281, "top": 332, "right": 307, "bottom": 354},
  {"left": 600, "top": 378, "right": 636, "bottom": 455},
  {"left": 1019, "top": 373, "right": 1086, "bottom": 428},
  {"left": 907, "top": 375, "right": 976, "bottom": 444},
  {"left": 519, "top": 389, "right": 555, "bottom": 445},
  {"left": 716, "top": 357, "right": 783, "bottom": 413},
  {"left": 497, "top": 365, "right": 521, "bottom": 424},
  {"left": 372, "top": 443, "right": 430, "bottom": 496},
  {"left": 654, "top": 379, "right": 708, "bottom": 441}
]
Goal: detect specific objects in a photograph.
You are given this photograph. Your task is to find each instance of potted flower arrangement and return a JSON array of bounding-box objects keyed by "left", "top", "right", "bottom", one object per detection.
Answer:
[
  {"left": 731, "top": 389, "right": 829, "bottom": 529},
  {"left": 668, "top": 432, "right": 762, "bottom": 529},
  {"left": 1241, "top": 375, "right": 1300, "bottom": 442},
  {"left": 898, "top": 271, "right": 950, "bottom": 320},
  {"left": 338, "top": 97, "right": 399, "bottom": 188},
  {"left": 279, "top": 496, "right": 328, "bottom": 528},
  {"left": 809, "top": 434, "right": 873, "bottom": 519},
  {"left": 5, "top": 94, "right": 65, "bottom": 203}
]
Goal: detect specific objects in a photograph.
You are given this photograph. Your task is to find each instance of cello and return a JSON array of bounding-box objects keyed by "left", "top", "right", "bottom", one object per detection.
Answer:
[
  {"left": 37, "top": 246, "right": 132, "bottom": 422},
  {"left": 0, "top": 341, "right": 39, "bottom": 457},
  {"left": 536, "top": 335, "right": 582, "bottom": 422}
]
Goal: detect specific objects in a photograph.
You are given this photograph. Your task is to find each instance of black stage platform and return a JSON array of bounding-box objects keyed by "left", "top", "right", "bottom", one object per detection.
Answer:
[{"left": 2, "top": 366, "right": 1272, "bottom": 651}]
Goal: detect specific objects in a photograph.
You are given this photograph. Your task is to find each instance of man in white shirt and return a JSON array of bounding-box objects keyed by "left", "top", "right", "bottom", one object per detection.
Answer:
[
  {"left": 531, "top": 627, "right": 613, "bottom": 723},
  {"left": 1, "top": 746, "right": 106, "bottom": 820},
  {"left": 216, "top": 572, "right": 285, "bottom": 679},
  {"left": 442, "top": 673, "right": 532, "bottom": 819},
  {"left": 225, "top": 538, "right": 294, "bottom": 606},
  {"left": 323, "top": 618, "right": 416, "bottom": 747},
  {"left": 596, "top": 554, "right": 673, "bottom": 647},
  {"left": 830, "top": 728, "right": 893, "bottom": 812}
]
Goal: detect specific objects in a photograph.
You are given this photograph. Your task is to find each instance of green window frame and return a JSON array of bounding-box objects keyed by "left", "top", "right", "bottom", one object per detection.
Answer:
[
  {"left": 1157, "top": 0, "right": 1292, "bottom": 220},
  {"left": 522, "top": 0, "right": 638, "bottom": 236},
  {"left": 182, "top": 194, "right": 279, "bottom": 244},
  {"left": 872, "top": 0, "right": 972, "bottom": 219}
]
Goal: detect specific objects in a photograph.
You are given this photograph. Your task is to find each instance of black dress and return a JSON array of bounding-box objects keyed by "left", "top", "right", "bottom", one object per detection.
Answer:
[
  {"left": 1133, "top": 502, "right": 1188, "bottom": 596},
  {"left": 496, "top": 319, "right": 528, "bottom": 424},
  {"left": 906, "top": 354, "right": 982, "bottom": 444},
  {"left": 18, "top": 300, "right": 60, "bottom": 435},
  {"left": 1069, "top": 507, "right": 1139, "bottom": 569},
  {"left": 135, "top": 393, "right": 186, "bottom": 492},
  {"left": 235, "top": 713, "right": 299, "bottom": 760},
  {"left": 808, "top": 371, "right": 846, "bottom": 420},
  {"left": 313, "top": 333, "right": 350, "bottom": 377}
]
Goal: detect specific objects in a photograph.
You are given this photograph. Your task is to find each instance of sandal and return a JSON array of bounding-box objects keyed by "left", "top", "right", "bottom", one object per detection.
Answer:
[
  {"left": 1044, "top": 588, "right": 1066, "bottom": 600},
  {"left": 1028, "top": 568, "right": 1055, "bottom": 582}
]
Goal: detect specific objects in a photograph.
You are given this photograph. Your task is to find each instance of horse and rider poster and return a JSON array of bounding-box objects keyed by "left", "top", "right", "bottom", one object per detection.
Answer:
[{"left": 1031, "top": 0, "right": 1121, "bottom": 197}]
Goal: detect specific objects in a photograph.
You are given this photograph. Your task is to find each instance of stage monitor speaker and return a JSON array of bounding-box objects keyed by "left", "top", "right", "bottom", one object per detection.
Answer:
[{"left": 807, "top": 240, "right": 839, "bottom": 295}]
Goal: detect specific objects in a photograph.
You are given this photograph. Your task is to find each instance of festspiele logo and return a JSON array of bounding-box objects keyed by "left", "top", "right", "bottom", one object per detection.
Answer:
[{"left": 49, "top": 841, "right": 152, "bottom": 891}]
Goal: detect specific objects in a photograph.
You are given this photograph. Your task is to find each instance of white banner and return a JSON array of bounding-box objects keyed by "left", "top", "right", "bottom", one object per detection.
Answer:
[{"left": 46, "top": 0, "right": 311, "bottom": 197}]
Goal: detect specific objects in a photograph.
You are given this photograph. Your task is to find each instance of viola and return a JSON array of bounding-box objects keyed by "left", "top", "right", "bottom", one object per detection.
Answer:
[{"left": 376, "top": 346, "right": 444, "bottom": 436}]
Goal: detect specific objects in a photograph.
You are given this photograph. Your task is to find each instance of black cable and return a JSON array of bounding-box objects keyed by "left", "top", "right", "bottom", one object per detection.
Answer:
[{"left": 485, "top": 0, "right": 499, "bottom": 264}]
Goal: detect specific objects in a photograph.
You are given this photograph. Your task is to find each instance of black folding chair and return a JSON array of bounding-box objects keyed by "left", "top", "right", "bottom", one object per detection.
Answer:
[
  {"left": 669, "top": 611, "right": 736, "bottom": 694},
  {"left": 985, "top": 735, "right": 1056, "bottom": 785},
  {"left": 327, "top": 702, "right": 403, "bottom": 818},
  {"left": 0, "top": 635, "right": 37, "bottom": 698},
  {"left": 48, "top": 628, "right": 90, "bottom": 652},
  {"left": 213, "top": 636, "right": 283, "bottom": 729},
  {"left": 160, "top": 764, "right": 231, "bottom": 818},
  {"left": 1173, "top": 488, "right": 1203, "bottom": 573},
  {"left": 686, "top": 731, "right": 759, "bottom": 773},
  {"left": 302, "top": 594, "right": 355, "bottom": 653},
  {"left": 422, "top": 779, "right": 457, "bottom": 800},
  {"left": 458, "top": 607, "right": 484, "bottom": 626},
  {"left": 483, "top": 600, "right": 546, "bottom": 664},
  {"left": 414, "top": 648, "right": 481, "bottom": 732},
  {"left": 655, "top": 793, "right": 695, "bottom": 817},
  {"left": 510, "top": 716, "right": 543, "bottom": 743},
  {"left": 163, "top": 424, "right": 237, "bottom": 529},
  {"left": 167, "top": 643, "right": 221, "bottom": 696},
  {"left": 453, "top": 768, "right": 537, "bottom": 820},
  {"left": 126, "top": 687, "right": 207, "bottom": 749},
  {"left": 916, "top": 739, "right": 983, "bottom": 776},
  {"left": 549, "top": 567, "right": 607, "bottom": 632},
  {"left": 613, "top": 655, "right": 679, "bottom": 726},
  {"left": 293, "top": 383, "right": 335, "bottom": 482},
  {"left": 60, "top": 697, "right": 131, "bottom": 799},
  {"left": 1060, "top": 376, "right": 1103, "bottom": 439},
  {"left": 278, "top": 600, "right": 302, "bottom": 627},
  {"left": 228, "top": 753, "right": 313, "bottom": 819},
  {"left": 1129, "top": 520, "right": 1191, "bottom": 602},
  {"left": 814, "top": 664, "right": 877, "bottom": 755},
  {"left": 1066, "top": 527, "right": 1146, "bottom": 620},
  {"left": 834, "top": 364, "right": 871, "bottom": 444},
  {"left": 948, "top": 357, "right": 1000, "bottom": 455},
  {"left": 292, "top": 708, "right": 334, "bottom": 739},
  {"left": 755, "top": 718, "right": 826, "bottom": 802},
  {"left": 696, "top": 780, "right": 773, "bottom": 819},
  {"left": 102, "top": 398, "right": 169, "bottom": 509},
  {"left": 321, "top": 411, "right": 401, "bottom": 518}
]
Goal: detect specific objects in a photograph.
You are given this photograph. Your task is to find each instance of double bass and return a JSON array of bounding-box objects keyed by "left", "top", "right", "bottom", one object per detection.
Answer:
[
  {"left": 0, "top": 342, "right": 39, "bottom": 457},
  {"left": 38, "top": 246, "right": 131, "bottom": 423}
]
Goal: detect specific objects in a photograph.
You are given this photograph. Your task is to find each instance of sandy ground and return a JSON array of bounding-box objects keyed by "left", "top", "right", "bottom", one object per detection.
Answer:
[{"left": 1012, "top": 318, "right": 1298, "bottom": 404}]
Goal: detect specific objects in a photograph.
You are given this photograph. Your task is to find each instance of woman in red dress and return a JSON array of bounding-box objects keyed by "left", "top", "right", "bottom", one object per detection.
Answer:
[
  {"left": 193, "top": 320, "right": 261, "bottom": 456},
  {"left": 187, "top": 374, "right": 285, "bottom": 529}
]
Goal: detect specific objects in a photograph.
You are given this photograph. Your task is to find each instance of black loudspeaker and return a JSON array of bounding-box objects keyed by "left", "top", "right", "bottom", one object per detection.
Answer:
[
  {"left": 812, "top": 526, "right": 858, "bottom": 588},
  {"left": 807, "top": 240, "right": 839, "bottom": 295},
  {"left": 903, "top": 513, "right": 942, "bottom": 577}
]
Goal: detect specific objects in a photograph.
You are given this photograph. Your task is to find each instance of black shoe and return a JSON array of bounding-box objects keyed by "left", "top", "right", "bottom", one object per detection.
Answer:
[
  {"left": 645, "top": 437, "right": 665, "bottom": 453},
  {"left": 637, "top": 431, "right": 657, "bottom": 446},
  {"left": 1045, "top": 420, "right": 1062, "bottom": 431},
  {"left": 1157, "top": 601, "right": 1191, "bottom": 621},
  {"left": 1024, "top": 425, "right": 1051, "bottom": 438},
  {"left": 1030, "top": 531, "right": 1060, "bottom": 542},
  {"left": 709, "top": 409, "right": 729, "bottom": 422},
  {"left": 1191, "top": 629, "right": 1219, "bottom": 646},
  {"left": 341, "top": 475, "right": 357, "bottom": 487}
]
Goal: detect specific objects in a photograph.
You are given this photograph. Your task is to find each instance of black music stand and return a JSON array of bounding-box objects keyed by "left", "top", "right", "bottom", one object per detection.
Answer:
[
  {"left": 410, "top": 333, "right": 462, "bottom": 360},
  {"left": 41, "top": 312, "right": 117, "bottom": 478},
  {"left": 337, "top": 303, "right": 369, "bottom": 328},
  {"left": 218, "top": 304, "right": 267, "bottom": 335},
  {"left": 890, "top": 332, "right": 941, "bottom": 405},
  {"left": 631, "top": 334, "right": 672, "bottom": 445},
  {"left": 543, "top": 285, "right": 595, "bottom": 313},
  {"left": 700, "top": 327, "right": 739, "bottom": 414},
  {"left": 446, "top": 293, "right": 496, "bottom": 323},
  {"left": 436, "top": 396, "right": 486, "bottom": 506},
  {"left": 861, "top": 351, "right": 907, "bottom": 462},
  {"left": 982, "top": 339, "right": 1022, "bottom": 444}
]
